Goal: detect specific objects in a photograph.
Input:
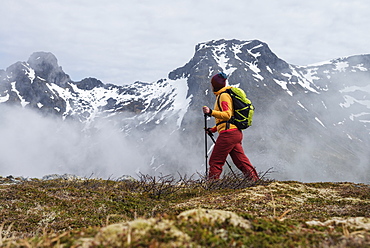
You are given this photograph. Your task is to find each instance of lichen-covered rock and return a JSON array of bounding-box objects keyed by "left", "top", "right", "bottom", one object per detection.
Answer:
[
  {"left": 177, "top": 208, "right": 251, "bottom": 230},
  {"left": 76, "top": 208, "right": 252, "bottom": 247},
  {"left": 42, "top": 173, "right": 82, "bottom": 181},
  {"left": 79, "top": 217, "right": 193, "bottom": 247},
  {"left": 306, "top": 217, "right": 370, "bottom": 230}
]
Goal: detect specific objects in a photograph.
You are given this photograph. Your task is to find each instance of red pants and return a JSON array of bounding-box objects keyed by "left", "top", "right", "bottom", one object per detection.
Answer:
[{"left": 209, "top": 129, "right": 259, "bottom": 180}]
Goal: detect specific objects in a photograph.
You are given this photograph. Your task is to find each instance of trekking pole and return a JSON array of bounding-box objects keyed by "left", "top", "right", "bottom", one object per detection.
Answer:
[
  {"left": 204, "top": 114, "right": 208, "bottom": 177},
  {"left": 206, "top": 131, "right": 237, "bottom": 178}
]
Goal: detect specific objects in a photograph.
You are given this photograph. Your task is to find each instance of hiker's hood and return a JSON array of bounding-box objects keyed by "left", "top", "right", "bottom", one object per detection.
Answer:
[{"left": 214, "top": 86, "right": 233, "bottom": 96}]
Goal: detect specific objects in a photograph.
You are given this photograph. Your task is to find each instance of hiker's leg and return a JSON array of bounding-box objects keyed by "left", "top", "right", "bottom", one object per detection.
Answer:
[
  {"left": 230, "top": 145, "right": 259, "bottom": 180},
  {"left": 209, "top": 132, "right": 234, "bottom": 179},
  {"left": 229, "top": 132, "right": 259, "bottom": 181}
]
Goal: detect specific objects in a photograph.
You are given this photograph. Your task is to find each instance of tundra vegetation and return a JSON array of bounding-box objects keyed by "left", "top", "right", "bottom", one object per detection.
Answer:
[{"left": 0, "top": 173, "right": 369, "bottom": 247}]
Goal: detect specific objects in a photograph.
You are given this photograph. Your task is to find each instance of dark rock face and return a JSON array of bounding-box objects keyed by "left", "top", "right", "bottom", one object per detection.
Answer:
[
  {"left": 75, "top": 78, "right": 104, "bottom": 90},
  {"left": 27, "top": 52, "right": 71, "bottom": 87}
]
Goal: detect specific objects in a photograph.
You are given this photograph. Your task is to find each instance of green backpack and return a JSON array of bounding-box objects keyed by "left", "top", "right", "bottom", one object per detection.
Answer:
[{"left": 217, "top": 87, "right": 254, "bottom": 130}]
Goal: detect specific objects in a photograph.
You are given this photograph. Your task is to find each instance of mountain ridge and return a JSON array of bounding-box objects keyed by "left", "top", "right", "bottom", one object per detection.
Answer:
[{"left": 0, "top": 39, "right": 369, "bottom": 183}]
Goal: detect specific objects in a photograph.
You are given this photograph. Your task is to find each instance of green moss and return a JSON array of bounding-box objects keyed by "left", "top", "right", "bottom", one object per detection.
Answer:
[
  {"left": 306, "top": 181, "right": 342, "bottom": 188},
  {"left": 1, "top": 178, "right": 369, "bottom": 247}
]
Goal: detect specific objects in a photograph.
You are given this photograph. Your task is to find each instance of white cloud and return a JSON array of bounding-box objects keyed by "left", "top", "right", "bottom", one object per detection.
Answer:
[
  {"left": 1, "top": 0, "right": 370, "bottom": 84},
  {"left": 0, "top": 106, "right": 146, "bottom": 178}
]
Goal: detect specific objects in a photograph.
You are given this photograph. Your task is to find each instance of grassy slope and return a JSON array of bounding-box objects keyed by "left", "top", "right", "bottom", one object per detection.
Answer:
[{"left": 0, "top": 176, "right": 369, "bottom": 247}]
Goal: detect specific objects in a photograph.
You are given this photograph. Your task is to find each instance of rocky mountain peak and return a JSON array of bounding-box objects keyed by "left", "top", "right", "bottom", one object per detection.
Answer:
[
  {"left": 75, "top": 77, "right": 104, "bottom": 90},
  {"left": 26, "top": 51, "right": 71, "bottom": 87},
  {"left": 27, "top": 52, "right": 59, "bottom": 69}
]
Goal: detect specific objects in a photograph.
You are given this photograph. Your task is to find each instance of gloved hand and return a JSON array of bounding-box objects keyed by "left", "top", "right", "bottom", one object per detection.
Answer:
[
  {"left": 205, "top": 128, "right": 213, "bottom": 136},
  {"left": 202, "top": 106, "right": 212, "bottom": 117}
]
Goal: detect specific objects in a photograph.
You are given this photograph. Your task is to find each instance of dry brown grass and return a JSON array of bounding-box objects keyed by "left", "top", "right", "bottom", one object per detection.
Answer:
[{"left": 0, "top": 174, "right": 369, "bottom": 247}]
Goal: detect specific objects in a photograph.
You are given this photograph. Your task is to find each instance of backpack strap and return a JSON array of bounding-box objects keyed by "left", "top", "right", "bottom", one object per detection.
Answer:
[{"left": 216, "top": 91, "right": 230, "bottom": 130}]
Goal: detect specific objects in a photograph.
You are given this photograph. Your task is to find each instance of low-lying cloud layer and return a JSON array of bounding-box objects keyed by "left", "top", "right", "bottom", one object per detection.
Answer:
[
  {"left": 1, "top": 98, "right": 369, "bottom": 184},
  {"left": 0, "top": 106, "right": 146, "bottom": 178}
]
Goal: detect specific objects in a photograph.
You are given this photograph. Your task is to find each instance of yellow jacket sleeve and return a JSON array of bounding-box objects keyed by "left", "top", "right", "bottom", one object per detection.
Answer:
[{"left": 211, "top": 92, "right": 233, "bottom": 121}]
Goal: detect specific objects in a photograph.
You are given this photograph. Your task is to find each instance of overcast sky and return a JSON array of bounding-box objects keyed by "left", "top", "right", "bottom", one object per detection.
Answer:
[{"left": 1, "top": 0, "right": 370, "bottom": 85}]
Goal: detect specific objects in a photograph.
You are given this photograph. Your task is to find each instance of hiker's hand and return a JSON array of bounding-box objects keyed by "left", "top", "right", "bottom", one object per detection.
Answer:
[
  {"left": 205, "top": 128, "right": 213, "bottom": 136},
  {"left": 203, "top": 106, "right": 212, "bottom": 116},
  {"left": 203, "top": 106, "right": 210, "bottom": 114}
]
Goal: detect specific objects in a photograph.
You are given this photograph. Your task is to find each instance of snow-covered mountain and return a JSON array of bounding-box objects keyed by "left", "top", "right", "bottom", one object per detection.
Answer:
[
  {"left": 0, "top": 52, "right": 190, "bottom": 130},
  {"left": 0, "top": 39, "right": 369, "bottom": 182}
]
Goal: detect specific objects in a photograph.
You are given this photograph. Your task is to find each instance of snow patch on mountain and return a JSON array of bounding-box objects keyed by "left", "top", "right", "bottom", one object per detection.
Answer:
[
  {"left": 350, "top": 112, "right": 370, "bottom": 123},
  {"left": 340, "top": 95, "right": 370, "bottom": 109},
  {"left": 350, "top": 63, "right": 368, "bottom": 72},
  {"left": 247, "top": 44, "right": 263, "bottom": 58},
  {"left": 305, "top": 60, "right": 332, "bottom": 67},
  {"left": 273, "top": 79, "right": 293, "bottom": 96},
  {"left": 315, "top": 117, "right": 326, "bottom": 128},
  {"left": 291, "top": 67, "right": 320, "bottom": 92},
  {"left": 134, "top": 77, "right": 192, "bottom": 127},
  {"left": 22, "top": 63, "right": 35, "bottom": 83},
  {"left": 47, "top": 82, "right": 126, "bottom": 120},
  {"left": 211, "top": 43, "right": 237, "bottom": 76},
  {"left": 248, "top": 62, "right": 264, "bottom": 81},
  {"left": 11, "top": 82, "right": 29, "bottom": 107},
  {"left": 297, "top": 101, "right": 309, "bottom": 112},
  {"left": 266, "top": 66, "right": 273, "bottom": 74},
  {"left": 333, "top": 61, "right": 349, "bottom": 72},
  {"left": 167, "top": 78, "right": 192, "bottom": 127},
  {"left": 339, "top": 84, "right": 370, "bottom": 109},
  {"left": 0, "top": 92, "right": 9, "bottom": 103},
  {"left": 301, "top": 68, "right": 320, "bottom": 82},
  {"left": 340, "top": 85, "right": 370, "bottom": 95}
]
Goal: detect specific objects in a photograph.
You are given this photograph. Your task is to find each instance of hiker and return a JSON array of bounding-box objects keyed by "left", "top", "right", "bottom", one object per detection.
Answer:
[{"left": 203, "top": 72, "right": 259, "bottom": 181}]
